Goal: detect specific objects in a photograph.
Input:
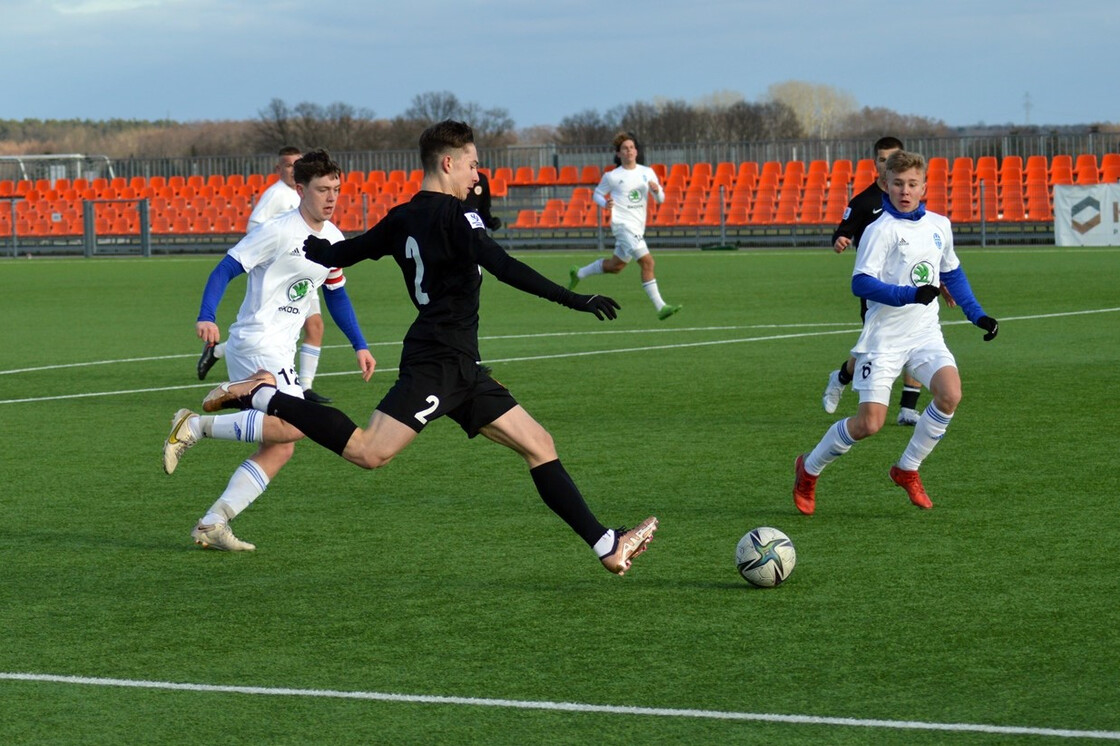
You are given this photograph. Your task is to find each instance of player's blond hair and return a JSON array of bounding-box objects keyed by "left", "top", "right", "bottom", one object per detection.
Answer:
[{"left": 885, "top": 150, "right": 926, "bottom": 176}]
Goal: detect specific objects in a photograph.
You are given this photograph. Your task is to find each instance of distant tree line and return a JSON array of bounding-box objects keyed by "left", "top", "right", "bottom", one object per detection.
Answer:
[{"left": 0, "top": 81, "right": 1111, "bottom": 159}]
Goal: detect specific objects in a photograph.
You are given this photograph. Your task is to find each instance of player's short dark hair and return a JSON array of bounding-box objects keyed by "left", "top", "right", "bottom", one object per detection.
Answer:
[
  {"left": 874, "top": 136, "right": 904, "bottom": 154},
  {"left": 885, "top": 150, "right": 926, "bottom": 175},
  {"left": 420, "top": 120, "right": 475, "bottom": 173},
  {"left": 293, "top": 149, "right": 342, "bottom": 185},
  {"left": 278, "top": 145, "right": 301, "bottom": 157}
]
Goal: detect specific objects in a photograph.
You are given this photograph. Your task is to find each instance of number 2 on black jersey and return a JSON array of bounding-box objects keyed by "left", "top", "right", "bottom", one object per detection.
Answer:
[{"left": 404, "top": 237, "right": 429, "bottom": 305}]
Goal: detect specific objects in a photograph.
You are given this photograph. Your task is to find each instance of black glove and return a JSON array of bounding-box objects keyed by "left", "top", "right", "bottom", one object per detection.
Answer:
[
  {"left": 977, "top": 315, "right": 999, "bottom": 341},
  {"left": 913, "top": 285, "right": 941, "bottom": 305},
  {"left": 303, "top": 235, "right": 331, "bottom": 266},
  {"left": 571, "top": 293, "right": 620, "bottom": 321},
  {"left": 488, "top": 216, "right": 502, "bottom": 230}
]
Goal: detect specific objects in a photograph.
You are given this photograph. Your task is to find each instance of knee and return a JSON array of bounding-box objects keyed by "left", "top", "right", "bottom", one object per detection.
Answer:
[
  {"left": 352, "top": 450, "right": 394, "bottom": 470},
  {"left": 849, "top": 413, "right": 885, "bottom": 439},
  {"left": 304, "top": 315, "right": 324, "bottom": 336},
  {"left": 935, "top": 389, "right": 962, "bottom": 414}
]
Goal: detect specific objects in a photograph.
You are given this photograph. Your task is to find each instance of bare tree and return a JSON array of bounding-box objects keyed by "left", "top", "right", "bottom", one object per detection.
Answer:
[
  {"left": 459, "top": 102, "right": 516, "bottom": 148},
  {"left": 555, "top": 108, "right": 619, "bottom": 146},
  {"left": 838, "top": 106, "right": 950, "bottom": 139},
  {"left": 254, "top": 98, "right": 298, "bottom": 151},
  {"left": 766, "top": 80, "right": 856, "bottom": 139},
  {"left": 404, "top": 91, "right": 462, "bottom": 123}
]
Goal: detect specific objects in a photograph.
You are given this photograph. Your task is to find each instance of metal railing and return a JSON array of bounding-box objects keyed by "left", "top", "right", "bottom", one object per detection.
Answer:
[{"left": 4, "top": 133, "right": 1117, "bottom": 186}]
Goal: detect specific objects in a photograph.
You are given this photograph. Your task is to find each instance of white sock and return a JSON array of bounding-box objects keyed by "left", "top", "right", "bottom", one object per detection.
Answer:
[
  {"left": 213, "top": 342, "right": 225, "bottom": 359},
  {"left": 203, "top": 459, "right": 269, "bottom": 524},
  {"left": 897, "top": 403, "right": 953, "bottom": 471},
  {"left": 593, "top": 529, "right": 616, "bottom": 557},
  {"left": 199, "top": 411, "right": 264, "bottom": 443},
  {"left": 805, "top": 418, "right": 856, "bottom": 475},
  {"left": 642, "top": 279, "right": 666, "bottom": 310},
  {"left": 299, "top": 343, "right": 321, "bottom": 390},
  {"left": 251, "top": 386, "right": 277, "bottom": 412},
  {"left": 577, "top": 258, "right": 605, "bottom": 279}
]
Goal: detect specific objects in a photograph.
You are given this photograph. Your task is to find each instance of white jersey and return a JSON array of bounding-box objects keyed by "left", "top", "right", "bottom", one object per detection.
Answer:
[
  {"left": 247, "top": 180, "right": 300, "bottom": 230},
  {"left": 851, "top": 209, "right": 960, "bottom": 355},
  {"left": 226, "top": 210, "right": 346, "bottom": 359},
  {"left": 594, "top": 164, "right": 664, "bottom": 237}
]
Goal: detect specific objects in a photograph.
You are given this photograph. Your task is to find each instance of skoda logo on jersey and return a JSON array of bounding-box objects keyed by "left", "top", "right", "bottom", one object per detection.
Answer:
[
  {"left": 911, "top": 261, "right": 935, "bottom": 287},
  {"left": 287, "top": 278, "right": 313, "bottom": 302},
  {"left": 628, "top": 188, "right": 641, "bottom": 204}
]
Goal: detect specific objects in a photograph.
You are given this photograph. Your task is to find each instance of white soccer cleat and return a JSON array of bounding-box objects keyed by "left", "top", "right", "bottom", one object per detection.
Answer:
[
  {"left": 822, "top": 369, "right": 845, "bottom": 414},
  {"left": 897, "top": 407, "right": 920, "bottom": 426},
  {"left": 163, "top": 408, "right": 198, "bottom": 475},
  {"left": 191, "top": 521, "right": 256, "bottom": 551}
]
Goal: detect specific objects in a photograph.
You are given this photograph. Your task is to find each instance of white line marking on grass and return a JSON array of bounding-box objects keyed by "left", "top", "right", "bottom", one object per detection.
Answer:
[
  {"left": 2, "top": 308, "right": 1117, "bottom": 406},
  {"left": 2, "top": 672, "right": 1117, "bottom": 740}
]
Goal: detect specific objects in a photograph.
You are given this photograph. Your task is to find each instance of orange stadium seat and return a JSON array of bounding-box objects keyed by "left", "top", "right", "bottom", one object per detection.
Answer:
[
  {"left": 511, "top": 209, "right": 537, "bottom": 229},
  {"left": 511, "top": 167, "right": 535, "bottom": 186},
  {"left": 556, "top": 165, "right": 580, "bottom": 186},
  {"left": 579, "top": 165, "right": 601, "bottom": 185},
  {"left": 1050, "top": 155, "right": 1073, "bottom": 185},
  {"left": 535, "top": 166, "right": 558, "bottom": 186}
]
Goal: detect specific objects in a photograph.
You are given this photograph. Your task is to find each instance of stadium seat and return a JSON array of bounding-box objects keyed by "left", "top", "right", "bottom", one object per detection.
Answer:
[
  {"left": 924, "top": 185, "right": 948, "bottom": 215},
  {"left": 677, "top": 204, "right": 701, "bottom": 226},
  {"left": 511, "top": 209, "right": 537, "bottom": 229},
  {"left": 799, "top": 188, "right": 825, "bottom": 223},
  {"left": 535, "top": 166, "right": 558, "bottom": 186},
  {"left": 511, "top": 167, "right": 535, "bottom": 186},
  {"left": 579, "top": 165, "right": 601, "bottom": 185},
  {"left": 1050, "top": 155, "right": 1073, "bottom": 185},
  {"left": 1075, "top": 154, "right": 1099, "bottom": 184},
  {"left": 556, "top": 165, "right": 580, "bottom": 185}
]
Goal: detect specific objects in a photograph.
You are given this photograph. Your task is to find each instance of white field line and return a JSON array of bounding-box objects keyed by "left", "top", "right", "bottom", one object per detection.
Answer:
[
  {"left": 1, "top": 308, "right": 1118, "bottom": 406},
  {"left": 1, "top": 673, "right": 1117, "bottom": 740}
]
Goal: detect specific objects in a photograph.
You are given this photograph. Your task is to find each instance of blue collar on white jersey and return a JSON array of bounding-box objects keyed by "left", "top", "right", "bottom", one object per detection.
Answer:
[{"left": 881, "top": 192, "right": 926, "bottom": 221}]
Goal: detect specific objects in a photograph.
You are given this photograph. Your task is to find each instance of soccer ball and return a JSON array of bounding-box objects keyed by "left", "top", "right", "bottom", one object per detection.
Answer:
[{"left": 735, "top": 527, "right": 796, "bottom": 587}]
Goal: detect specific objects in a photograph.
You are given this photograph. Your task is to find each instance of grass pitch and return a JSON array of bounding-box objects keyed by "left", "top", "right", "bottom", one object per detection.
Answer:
[{"left": 1, "top": 245, "right": 1118, "bottom": 744}]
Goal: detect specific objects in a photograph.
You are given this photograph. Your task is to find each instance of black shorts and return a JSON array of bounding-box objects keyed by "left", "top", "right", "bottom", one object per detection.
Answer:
[{"left": 376, "top": 352, "right": 518, "bottom": 437}]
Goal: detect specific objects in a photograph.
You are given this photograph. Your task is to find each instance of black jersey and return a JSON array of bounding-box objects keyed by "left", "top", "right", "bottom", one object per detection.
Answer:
[
  {"left": 831, "top": 181, "right": 887, "bottom": 248},
  {"left": 308, "top": 191, "right": 574, "bottom": 363}
]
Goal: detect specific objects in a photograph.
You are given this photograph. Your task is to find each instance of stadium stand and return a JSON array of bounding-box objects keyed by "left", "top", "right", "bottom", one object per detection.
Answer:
[{"left": 3, "top": 153, "right": 1118, "bottom": 246}]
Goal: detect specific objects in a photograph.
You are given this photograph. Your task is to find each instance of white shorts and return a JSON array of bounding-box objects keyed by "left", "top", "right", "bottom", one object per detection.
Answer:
[
  {"left": 309, "top": 291, "right": 321, "bottom": 317},
  {"left": 612, "top": 228, "right": 650, "bottom": 263},
  {"left": 851, "top": 340, "right": 957, "bottom": 406},
  {"left": 224, "top": 345, "right": 305, "bottom": 398}
]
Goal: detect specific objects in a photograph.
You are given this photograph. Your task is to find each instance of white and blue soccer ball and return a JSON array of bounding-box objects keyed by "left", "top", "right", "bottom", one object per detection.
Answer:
[{"left": 736, "top": 527, "right": 796, "bottom": 587}]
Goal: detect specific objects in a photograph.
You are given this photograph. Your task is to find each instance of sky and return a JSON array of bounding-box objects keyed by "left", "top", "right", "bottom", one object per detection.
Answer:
[{"left": 2, "top": 0, "right": 1116, "bottom": 130}]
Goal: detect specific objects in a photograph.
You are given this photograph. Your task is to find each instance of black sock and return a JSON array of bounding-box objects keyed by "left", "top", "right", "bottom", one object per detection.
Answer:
[
  {"left": 529, "top": 459, "right": 607, "bottom": 547},
  {"left": 899, "top": 386, "right": 921, "bottom": 410},
  {"left": 267, "top": 392, "right": 358, "bottom": 456},
  {"left": 837, "top": 360, "right": 853, "bottom": 385}
]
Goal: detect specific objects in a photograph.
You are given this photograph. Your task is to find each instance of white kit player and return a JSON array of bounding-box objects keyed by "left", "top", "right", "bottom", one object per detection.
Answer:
[
  {"left": 792, "top": 150, "right": 999, "bottom": 515},
  {"left": 568, "top": 131, "right": 681, "bottom": 320},
  {"left": 198, "top": 147, "right": 335, "bottom": 404},
  {"left": 163, "top": 149, "right": 376, "bottom": 551}
]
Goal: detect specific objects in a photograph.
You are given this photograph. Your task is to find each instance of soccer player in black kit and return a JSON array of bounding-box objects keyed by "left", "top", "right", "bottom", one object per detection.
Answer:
[
  {"left": 822, "top": 136, "right": 948, "bottom": 426},
  {"left": 204, "top": 120, "right": 658, "bottom": 576}
]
